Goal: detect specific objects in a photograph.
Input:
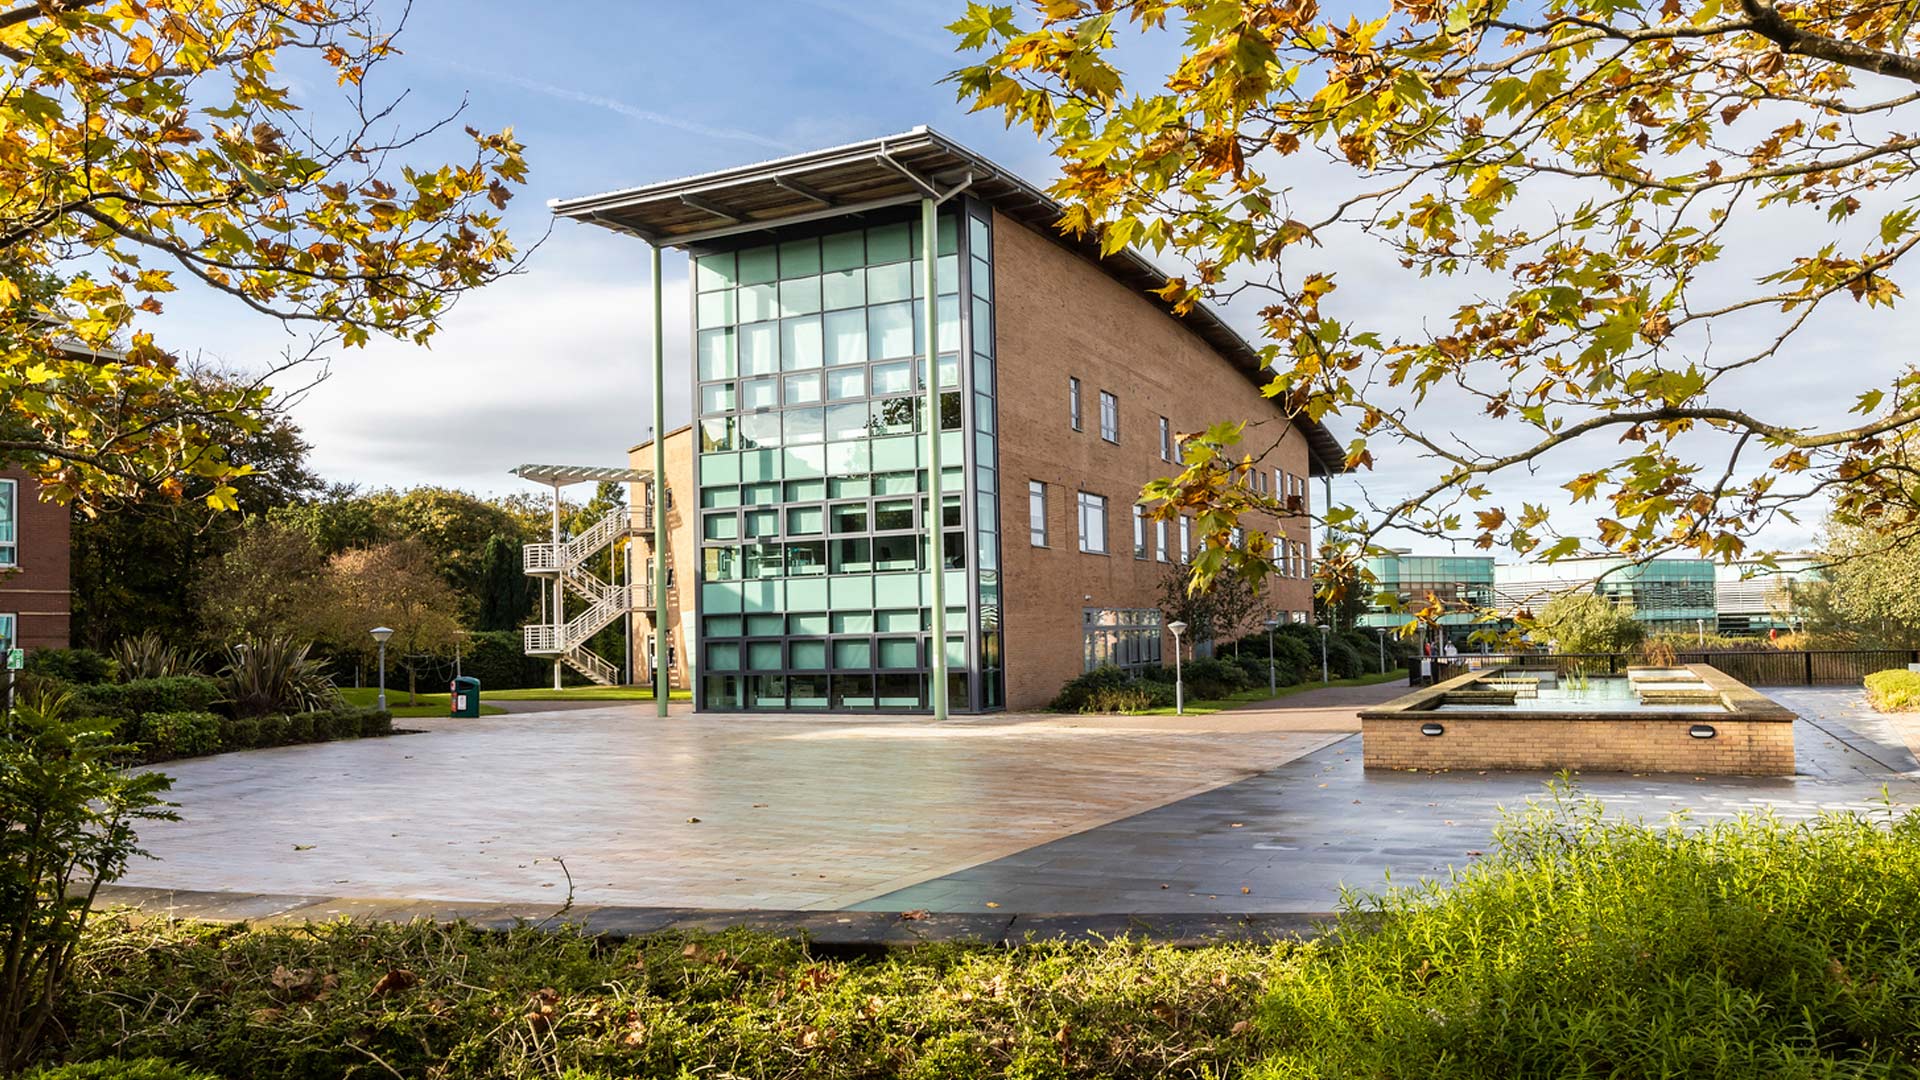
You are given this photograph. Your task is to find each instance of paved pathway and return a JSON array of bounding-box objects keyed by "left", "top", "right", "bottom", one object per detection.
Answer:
[
  {"left": 123, "top": 683, "right": 1400, "bottom": 910},
  {"left": 857, "top": 689, "right": 1920, "bottom": 913}
]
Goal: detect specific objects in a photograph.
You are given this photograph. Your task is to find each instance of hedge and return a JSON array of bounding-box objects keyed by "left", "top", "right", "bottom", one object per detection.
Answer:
[
  {"left": 1865, "top": 668, "right": 1920, "bottom": 712},
  {"left": 114, "top": 705, "right": 394, "bottom": 764}
]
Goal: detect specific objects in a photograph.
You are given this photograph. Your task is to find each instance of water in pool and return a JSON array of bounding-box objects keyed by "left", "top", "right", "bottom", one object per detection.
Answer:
[{"left": 1435, "top": 674, "right": 1728, "bottom": 713}]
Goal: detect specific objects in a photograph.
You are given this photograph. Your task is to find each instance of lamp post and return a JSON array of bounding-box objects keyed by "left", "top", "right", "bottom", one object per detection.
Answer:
[
  {"left": 1696, "top": 617, "right": 1705, "bottom": 646},
  {"left": 370, "top": 626, "right": 393, "bottom": 711},
  {"left": 1317, "top": 623, "right": 1331, "bottom": 684},
  {"left": 1263, "top": 616, "right": 1280, "bottom": 695},
  {"left": 1168, "top": 621, "right": 1188, "bottom": 715},
  {"left": 1376, "top": 626, "right": 1388, "bottom": 674}
]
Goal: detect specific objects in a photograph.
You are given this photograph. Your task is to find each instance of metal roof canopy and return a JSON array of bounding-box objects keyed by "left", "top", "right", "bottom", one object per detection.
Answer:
[
  {"left": 511, "top": 464, "right": 652, "bottom": 487},
  {"left": 548, "top": 125, "right": 1347, "bottom": 477}
]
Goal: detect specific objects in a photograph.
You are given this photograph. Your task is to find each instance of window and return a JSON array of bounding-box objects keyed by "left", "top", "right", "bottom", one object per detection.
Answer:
[
  {"left": 1029, "top": 481, "right": 1048, "bottom": 547},
  {"left": 1273, "top": 536, "right": 1285, "bottom": 577},
  {"left": 1160, "top": 417, "right": 1173, "bottom": 462},
  {"left": 1179, "top": 515, "right": 1192, "bottom": 562},
  {"left": 1156, "top": 518, "right": 1169, "bottom": 562},
  {"left": 0, "top": 614, "right": 14, "bottom": 652},
  {"left": 0, "top": 478, "right": 14, "bottom": 567},
  {"left": 1132, "top": 504, "right": 1148, "bottom": 559},
  {"left": 1069, "top": 377, "right": 1082, "bottom": 431},
  {"left": 1077, "top": 492, "right": 1108, "bottom": 554},
  {"left": 1099, "top": 390, "right": 1119, "bottom": 443},
  {"left": 1083, "top": 608, "right": 1163, "bottom": 672}
]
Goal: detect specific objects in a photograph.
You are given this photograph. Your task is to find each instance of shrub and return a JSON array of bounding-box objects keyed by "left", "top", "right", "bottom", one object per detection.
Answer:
[
  {"left": 0, "top": 688, "right": 174, "bottom": 1071},
  {"left": 1865, "top": 668, "right": 1920, "bottom": 712},
  {"left": 22, "top": 648, "right": 113, "bottom": 686},
  {"left": 281, "top": 713, "right": 314, "bottom": 744},
  {"left": 353, "top": 706, "right": 394, "bottom": 738},
  {"left": 218, "top": 716, "right": 260, "bottom": 751},
  {"left": 109, "top": 632, "right": 205, "bottom": 682},
  {"left": 24, "top": 1058, "right": 220, "bottom": 1080},
  {"left": 1177, "top": 656, "right": 1250, "bottom": 699},
  {"left": 1048, "top": 666, "right": 1134, "bottom": 711},
  {"left": 220, "top": 636, "right": 337, "bottom": 719},
  {"left": 1077, "top": 680, "right": 1177, "bottom": 713},
  {"left": 73, "top": 678, "right": 220, "bottom": 724},
  {"left": 139, "top": 712, "right": 221, "bottom": 759},
  {"left": 251, "top": 715, "right": 289, "bottom": 748}
]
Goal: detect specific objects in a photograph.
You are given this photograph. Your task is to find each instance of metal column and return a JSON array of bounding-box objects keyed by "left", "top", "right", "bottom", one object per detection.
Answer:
[
  {"left": 651, "top": 244, "right": 670, "bottom": 718},
  {"left": 551, "top": 482, "right": 563, "bottom": 690},
  {"left": 922, "top": 197, "right": 949, "bottom": 720}
]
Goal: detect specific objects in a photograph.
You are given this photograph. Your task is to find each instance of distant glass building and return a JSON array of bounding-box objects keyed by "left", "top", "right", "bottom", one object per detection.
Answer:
[
  {"left": 1356, "top": 550, "right": 1496, "bottom": 646},
  {"left": 1496, "top": 557, "right": 1719, "bottom": 632}
]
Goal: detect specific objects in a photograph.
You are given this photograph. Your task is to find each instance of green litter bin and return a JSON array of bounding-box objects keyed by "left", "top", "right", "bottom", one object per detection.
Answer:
[{"left": 449, "top": 676, "right": 481, "bottom": 718}]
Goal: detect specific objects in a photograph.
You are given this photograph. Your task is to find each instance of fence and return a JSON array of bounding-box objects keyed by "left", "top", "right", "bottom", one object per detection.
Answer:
[{"left": 1415, "top": 649, "right": 1920, "bottom": 687}]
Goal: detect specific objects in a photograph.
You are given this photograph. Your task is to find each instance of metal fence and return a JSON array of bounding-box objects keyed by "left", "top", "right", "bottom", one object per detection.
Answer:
[{"left": 1416, "top": 650, "right": 1920, "bottom": 687}]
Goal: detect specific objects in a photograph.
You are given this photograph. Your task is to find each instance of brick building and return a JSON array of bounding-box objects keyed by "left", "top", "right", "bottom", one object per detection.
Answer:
[
  {"left": 555, "top": 127, "right": 1344, "bottom": 713},
  {"left": 0, "top": 467, "right": 72, "bottom": 651}
]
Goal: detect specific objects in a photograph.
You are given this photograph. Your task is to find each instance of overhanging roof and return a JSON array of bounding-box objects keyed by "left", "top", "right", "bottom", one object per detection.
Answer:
[
  {"left": 550, "top": 125, "right": 1347, "bottom": 476},
  {"left": 511, "top": 464, "right": 651, "bottom": 487}
]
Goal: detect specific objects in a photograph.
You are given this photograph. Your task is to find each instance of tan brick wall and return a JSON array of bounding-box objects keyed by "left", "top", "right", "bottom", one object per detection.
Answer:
[
  {"left": 0, "top": 469, "right": 70, "bottom": 650},
  {"left": 992, "top": 210, "right": 1316, "bottom": 711},
  {"left": 628, "top": 426, "right": 695, "bottom": 689},
  {"left": 1361, "top": 717, "right": 1796, "bottom": 776}
]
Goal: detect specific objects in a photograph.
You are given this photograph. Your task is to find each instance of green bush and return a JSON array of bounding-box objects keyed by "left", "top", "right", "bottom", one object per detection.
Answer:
[
  {"left": 1865, "top": 668, "right": 1920, "bottom": 712},
  {"left": 355, "top": 707, "right": 395, "bottom": 738},
  {"left": 1176, "top": 656, "right": 1249, "bottom": 699},
  {"left": 72, "top": 678, "right": 220, "bottom": 724},
  {"left": 252, "top": 715, "right": 288, "bottom": 747},
  {"left": 24, "top": 1059, "right": 221, "bottom": 1080},
  {"left": 139, "top": 712, "right": 221, "bottom": 759},
  {"left": 22, "top": 648, "right": 113, "bottom": 686},
  {"left": 1048, "top": 665, "right": 1133, "bottom": 711},
  {"left": 281, "top": 713, "right": 314, "bottom": 744},
  {"left": 218, "top": 716, "right": 260, "bottom": 751}
]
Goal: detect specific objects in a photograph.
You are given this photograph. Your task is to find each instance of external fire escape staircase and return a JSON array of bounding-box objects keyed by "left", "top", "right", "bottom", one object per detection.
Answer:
[{"left": 512, "top": 464, "right": 656, "bottom": 687}]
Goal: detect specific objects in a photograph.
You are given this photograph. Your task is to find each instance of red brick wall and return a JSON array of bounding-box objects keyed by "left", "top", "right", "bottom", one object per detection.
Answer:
[
  {"left": 0, "top": 469, "right": 71, "bottom": 650},
  {"left": 1362, "top": 716, "right": 1795, "bottom": 775},
  {"left": 991, "top": 210, "right": 1316, "bottom": 711}
]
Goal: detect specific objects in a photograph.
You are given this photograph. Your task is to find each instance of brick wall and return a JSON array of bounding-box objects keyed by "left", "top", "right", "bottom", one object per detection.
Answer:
[
  {"left": 1361, "top": 716, "right": 1796, "bottom": 776},
  {"left": 628, "top": 426, "right": 695, "bottom": 688},
  {"left": 991, "top": 210, "right": 1317, "bottom": 711},
  {"left": 0, "top": 468, "right": 70, "bottom": 650}
]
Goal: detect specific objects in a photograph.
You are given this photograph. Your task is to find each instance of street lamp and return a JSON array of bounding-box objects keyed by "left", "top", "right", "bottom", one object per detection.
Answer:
[
  {"left": 1317, "top": 623, "right": 1331, "bottom": 684},
  {"left": 1376, "top": 626, "right": 1388, "bottom": 674},
  {"left": 1263, "top": 616, "right": 1280, "bottom": 694},
  {"left": 1696, "top": 617, "right": 1705, "bottom": 646},
  {"left": 370, "top": 626, "right": 394, "bottom": 711},
  {"left": 1168, "top": 621, "right": 1188, "bottom": 715}
]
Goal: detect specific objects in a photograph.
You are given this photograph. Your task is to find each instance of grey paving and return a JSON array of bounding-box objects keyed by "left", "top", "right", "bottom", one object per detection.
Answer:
[{"left": 856, "top": 691, "right": 1920, "bottom": 914}]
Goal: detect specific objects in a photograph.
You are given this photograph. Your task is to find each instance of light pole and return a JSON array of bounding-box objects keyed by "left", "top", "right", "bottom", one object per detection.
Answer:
[
  {"left": 1376, "top": 626, "right": 1388, "bottom": 674},
  {"left": 1263, "top": 616, "right": 1280, "bottom": 695},
  {"left": 1168, "top": 621, "right": 1188, "bottom": 715},
  {"left": 1317, "top": 623, "right": 1331, "bottom": 684},
  {"left": 370, "top": 626, "right": 393, "bottom": 711},
  {"left": 1696, "top": 617, "right": 1705, "bottom": 646}
]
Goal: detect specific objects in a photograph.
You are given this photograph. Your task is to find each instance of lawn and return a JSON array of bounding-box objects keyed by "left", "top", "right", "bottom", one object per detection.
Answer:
[
  {"left": 339, "top": 684, "right": 689, "bottom": 717},
  {"left": 44, "top": 787, "right": 1920, "bottom": 1079},
  {"left": 1130, "top": 669, "right": 1406, "bottom": 715}
]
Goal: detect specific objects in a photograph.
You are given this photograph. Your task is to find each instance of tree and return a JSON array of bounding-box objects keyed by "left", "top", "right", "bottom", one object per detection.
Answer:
[
  {"left": 1531, "top": 592, "right": 1646, "bottom": 654},
  {"left": 1156, "top": 559, "right": 1262, "bottom": 652},
  {"left": 317, "top": 539, "right": 461, "bottom": 703},
  {"left": 1, "top": 0, "right": 526, "bottom": 507},
  {"left": 474, "top": 533, "right": 535, "bottom": 632},
  {"left": 951, "top": 1, "right": 1920, "bottom": 595},
  {"left": 1787, "top": 521, "right": 1920, "bottom": 648},
  {"left": 194, "top": 519, "right": 327, "bottom": 645}
]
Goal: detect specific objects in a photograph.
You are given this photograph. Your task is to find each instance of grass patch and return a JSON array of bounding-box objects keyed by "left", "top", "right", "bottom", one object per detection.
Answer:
[
  {"left": 1129, "top": 669, "right": 1406, "bottom": 715},
  {"left": 1865, "top": 668, "right": 1920, "bottom": 712},
  {"left": 335, "top": 688, "right": 504, "bottom": 717},
  {"left": 45, "top": 784, "right": 1920, "bottom": 1079}
]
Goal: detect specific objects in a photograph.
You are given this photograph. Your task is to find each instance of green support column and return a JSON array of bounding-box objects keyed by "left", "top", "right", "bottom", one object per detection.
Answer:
[
  {"left": 652, "top": 244, "right": 670, "bottom": 718},
  {"left": 922, "top": 196, "right": 949, "bottom": 720}
]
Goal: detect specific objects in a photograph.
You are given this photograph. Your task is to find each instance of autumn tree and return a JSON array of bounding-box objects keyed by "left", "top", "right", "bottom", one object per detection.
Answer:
[
  {"left": 194, "top": 519, "right": 326, "bottom": 645},
  {"left": 1, "top": 0, "right": 526, "bottom": 508},
  {"left": 1533, "top": 592, "right": 1647, "bottom": 654},
  {"left": 318, "top": 538, "right": 461, "bottom": 703},
  {"left": 951, "top": 0, "right": 1920, "bottom": 599}
]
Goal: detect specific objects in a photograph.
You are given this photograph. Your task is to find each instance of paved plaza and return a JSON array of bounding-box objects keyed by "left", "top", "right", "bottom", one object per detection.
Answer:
[{"left": 121, "top": 684, "right": 1920, "bottom": 915}]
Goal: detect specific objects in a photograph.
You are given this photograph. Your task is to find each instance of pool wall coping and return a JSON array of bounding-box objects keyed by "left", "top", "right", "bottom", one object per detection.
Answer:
[{"left": 1358, "top": 662, "right": 1798, "bottom": 724}]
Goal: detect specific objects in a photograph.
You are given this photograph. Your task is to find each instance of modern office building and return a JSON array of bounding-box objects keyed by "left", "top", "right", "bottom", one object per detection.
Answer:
[
  {"left": 1495, "top": 557, "right": 1718, "bottom": 632},
  {"left": 1354, "top": 550, "right": 1496, "bottom": 645},
  {"left": 546, "top": 127, "right": 1345, "bottom": 713}
]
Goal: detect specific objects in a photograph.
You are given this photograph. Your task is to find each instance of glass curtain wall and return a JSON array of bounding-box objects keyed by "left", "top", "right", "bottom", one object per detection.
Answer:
[{"left": 689, "top": 203, "right": 1002, "bottom": 712}]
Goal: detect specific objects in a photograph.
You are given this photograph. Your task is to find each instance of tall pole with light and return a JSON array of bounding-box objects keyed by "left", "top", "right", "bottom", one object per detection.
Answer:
[
  {"left": 1168, "top": 621, "right": 1188, "bottom": 715},
  {"left": 1263, "top": 616, "right": 1279, "bottom": 695},
  {"left": 1376, "top": 626, "right": 1388, "bottom": 674},
  {"left": 370, "top": 626, "right": 393, "bottom": 711},
  {"left": 1317, "top": 622, "right": 1331, "bottom": 684}
]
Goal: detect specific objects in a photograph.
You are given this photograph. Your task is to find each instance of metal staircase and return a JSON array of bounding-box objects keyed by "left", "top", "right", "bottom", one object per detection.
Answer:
[{"left": 521, "top": 505, "right": 650, "bottom": 686}]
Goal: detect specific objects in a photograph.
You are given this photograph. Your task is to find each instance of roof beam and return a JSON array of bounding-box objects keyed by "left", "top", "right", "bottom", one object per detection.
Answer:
[
  {"left": 679, "top": 193, "right": 744, "bottom": 224},
  {"left": 772, "top": 175, "right": 836, "bottom": 207}
]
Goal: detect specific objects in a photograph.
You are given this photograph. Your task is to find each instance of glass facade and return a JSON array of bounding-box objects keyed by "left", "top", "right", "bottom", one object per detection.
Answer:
[
  {"left": 1357, "top": 553, "right": 1497, "bottom": 642},
  {"left": 1591, "top": 560, "right": 1717, "bottom": 628},
  {"left": 689, "top": 202, "right": 1002, "bottom": 712},
  {"left": 1083, "top": 607, "right": 1163, "bottom": 672}
]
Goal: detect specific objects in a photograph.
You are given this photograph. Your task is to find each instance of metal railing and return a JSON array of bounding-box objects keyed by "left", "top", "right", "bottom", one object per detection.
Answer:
[
  {"left": 1414, "top": 649, "right": 1920, "bottom": 687},
  {"left": 522, "top": 505, "right": 654, "bottom": 574}
]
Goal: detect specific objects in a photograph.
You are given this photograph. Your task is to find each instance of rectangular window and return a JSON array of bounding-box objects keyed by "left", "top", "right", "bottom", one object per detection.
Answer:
[
  {"left": 1179, "top": 515, "right": 1191, "bottom": 562},
  {"left": 1077, "top": 492, "right": 1108, "bottom": 554},
  {"left": 0, "top": 478, "right": 15, "bottom": 567},
  {"left": 1156, "top": 518, "right": 1169, "bottom": 562},
  {"left": 1029, "top": 481, "right": 1048, "bottom": 547},
  {"left": 1160, "top": 417, "right": 1172, "bottom": 462},
  {"left": 1099, "top": 390, "right": 1118, "bottom": 443},
  {"left": 1132, "top": 504, "right": 1147, "bottom": 559},
  {"left": 1069, "top": 376, "right": 1082, "bottom": 431}
]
